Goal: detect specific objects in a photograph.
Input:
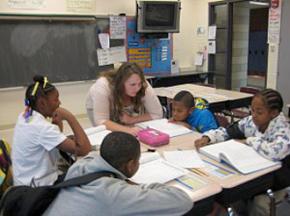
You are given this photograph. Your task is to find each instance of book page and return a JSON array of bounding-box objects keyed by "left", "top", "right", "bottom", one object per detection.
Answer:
[
  {"left": 84, "top": 126, "right": 111, "bottom": 147},
  {"left": 200, "top": 140, "right": 280, "bottom": 174},
  {"left": 136, "top": 118, "right": 192, "bottom": 137},
  {"left": 131, "top": 159, "right": 188, "bottom": 184},
  {"left": 163, "top": 150, "right": 205, "bottom": 168},
  {"left": 139, "top": 152, "right": 161, "bottom": 164}
]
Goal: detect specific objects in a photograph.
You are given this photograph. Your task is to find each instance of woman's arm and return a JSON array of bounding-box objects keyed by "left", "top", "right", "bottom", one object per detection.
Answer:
[{"left": 103, "top": 119, "right": 141, "bottom": 136}]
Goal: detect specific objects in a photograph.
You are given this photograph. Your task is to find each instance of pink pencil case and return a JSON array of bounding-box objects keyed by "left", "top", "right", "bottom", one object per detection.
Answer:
[{"left": 137, "top": 128, "right": 169, "bottom": 147}]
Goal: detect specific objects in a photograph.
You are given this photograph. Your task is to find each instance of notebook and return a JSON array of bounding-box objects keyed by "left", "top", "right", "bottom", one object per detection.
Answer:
[
  {"left": 84, "top": 125, "right": 111, "bottom": 147},
  {"left": 135, "top": 118, "right": 192, "bottom": 137},
  {"left": 131, "top": 152, "right": 188, "bottom": 184},
  {"left": 199, "top": 139, "right": 280, "bottom": 174}
]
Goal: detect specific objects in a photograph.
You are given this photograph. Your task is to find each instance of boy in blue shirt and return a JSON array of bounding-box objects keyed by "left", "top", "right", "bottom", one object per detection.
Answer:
[{"left": 169, "top": 90, "right": 218, "bottom": 133}]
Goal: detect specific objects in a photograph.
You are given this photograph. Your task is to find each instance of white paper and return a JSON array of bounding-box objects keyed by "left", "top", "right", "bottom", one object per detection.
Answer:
[
  {"left": 139, "top": 152, "right": 161, "bottom": 164},
  {"left": 8, "top": 0, "right": 45, "bottom": 9},
  {"left": 163, "top": 150, "right": 205, "bottom": 168},
  {"left": 208, "top": 25, "right": 217, "bottom": 40},
  {"left": 131, "top": 159, "right": 187, "bottom": 184},
  {"left": 194, "top": 52, "right": 203, "bottom": 66},
  {"left": 208, "top": 41, "right": 216, "bottom": 54},
  {"left": 110, "top": 16, "right": 126, "bottom": 39},
  {"left": 97, "top": 46, "right": 127, "bottom": 66},
  {"left": 84, "top": 125, "right": 111, "bottom": 147},
  {"left": 98, "top": 33, "right": 110, "bottom": 49},
  {"left": 136, "top": 118, "right": 192, "bottom": 137}
]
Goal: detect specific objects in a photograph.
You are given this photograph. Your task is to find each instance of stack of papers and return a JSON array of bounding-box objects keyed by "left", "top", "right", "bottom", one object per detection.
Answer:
[
  {"left": 163, "top": 150, "right": 204, "bottom": 168},
  {"left": 131, "top": 152, "right": 188, "bottom": 184}
]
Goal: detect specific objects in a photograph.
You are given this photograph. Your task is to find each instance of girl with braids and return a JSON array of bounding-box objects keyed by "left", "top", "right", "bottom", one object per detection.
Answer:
[
  {"left": 12, "top": 75, "right": 91, "bottom": 186},
  {"left": 195, "top": 88, "right": 290, "bottom": 216},
  {"left": 86, "top": 62, "right": 163, "bottom": 136}
]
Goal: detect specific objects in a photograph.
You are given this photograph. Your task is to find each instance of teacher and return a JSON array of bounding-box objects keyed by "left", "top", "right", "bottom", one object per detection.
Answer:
[{"left": 86, "top": 62, "right": 163, "bottom": 136}]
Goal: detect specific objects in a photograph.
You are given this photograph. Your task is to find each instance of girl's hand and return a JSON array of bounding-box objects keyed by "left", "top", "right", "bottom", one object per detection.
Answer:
[
  {"left": 194, "top": 136, "right": 210, "bottom": 150},
  {"left": 52, "top": 109, "right": 64, "bottom": 132}
]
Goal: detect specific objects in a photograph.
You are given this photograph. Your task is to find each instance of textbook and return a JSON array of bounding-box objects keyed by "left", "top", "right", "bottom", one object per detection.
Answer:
[
  {"left": 135, "top": 118, "right": 192, "bottom": 137},
  {"left": 84, "top": 125, "right": 111, "bottom": 147},
  {"left": 131, "top": 152, "right": 188, "bottom": 184},
  {"left": 199, "top": 139, "right": 280, "bottom": 174}
]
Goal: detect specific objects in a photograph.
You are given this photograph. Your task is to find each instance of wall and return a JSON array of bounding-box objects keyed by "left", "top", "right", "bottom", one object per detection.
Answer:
[
  {"left": 231, "top": 2, "right": 249, "bottom": 90},
  {"left": 0, "top": 0, "right": 219, "bottom": 129},
  {"left": 276, "top": 0, "right": 290, "bottom": 113}
]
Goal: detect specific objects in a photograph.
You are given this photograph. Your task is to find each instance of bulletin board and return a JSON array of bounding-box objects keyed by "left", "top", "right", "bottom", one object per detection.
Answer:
[{"left": 126, "top": 17, "right": 173, "bottom": 75}]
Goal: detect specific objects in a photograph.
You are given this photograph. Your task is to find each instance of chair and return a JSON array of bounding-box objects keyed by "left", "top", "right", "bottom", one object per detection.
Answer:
[
  {"left": 214, "top": 112, "right": 230, "bottom": 128},
  {"left": 226, "top": 86, "right": 261, "bottom": 122}
]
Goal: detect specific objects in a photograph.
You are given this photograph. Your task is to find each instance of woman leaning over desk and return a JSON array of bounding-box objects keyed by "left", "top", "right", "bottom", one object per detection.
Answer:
[{"left": 86, "top": 62, "right": 163, "bottom": 136}]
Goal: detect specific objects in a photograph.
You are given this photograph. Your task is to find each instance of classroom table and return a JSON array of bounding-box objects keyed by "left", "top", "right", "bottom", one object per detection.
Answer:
[
  {"left": 140, "top": 132, "right": 222, "bottom": 215},
  {"left": 142, "top": 131, "right": 281, "bottom": 215},
  {"left": 153, "top": 83, "right": 253, "bottom": 113},
  {"left": 146, "top": 71, "right": 209, "bottom": 88}
]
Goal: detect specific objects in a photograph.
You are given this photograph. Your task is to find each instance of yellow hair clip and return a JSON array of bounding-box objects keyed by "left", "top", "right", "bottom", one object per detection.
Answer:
[
  {"left": 43, "top": 77, "right": 48, "bottom": 88},
  {"left": 31, "top": 82, "right": 39, "bottom": 96}
]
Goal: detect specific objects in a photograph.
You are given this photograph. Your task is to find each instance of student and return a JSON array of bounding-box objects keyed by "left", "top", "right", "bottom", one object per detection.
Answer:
[
  {"left": 170, "top": 90, "right": 218, "bottom": 133},
  {"left": 86, "top": 62, "right": 163, "bottom": 136},
  {"left": 195, "top": 88, "right": 290, "bottom": 215},
  {"left": 12, "top": 75, "right": 91, "bottom": 186},
  {"left": 44, "top": 132, "right": 193, "bottom": 216}
]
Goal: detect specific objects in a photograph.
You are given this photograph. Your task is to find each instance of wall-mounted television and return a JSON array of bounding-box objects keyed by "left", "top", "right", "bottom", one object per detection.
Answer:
[{"left": 136, "top": 1, "right": 181, "bottom": 33}]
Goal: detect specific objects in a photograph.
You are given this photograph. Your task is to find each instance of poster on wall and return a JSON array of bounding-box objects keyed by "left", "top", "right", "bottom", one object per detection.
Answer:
[
  {"left": 8, "top": 0, "right": 46, "bottom": 9},
  {"left": 126, "top": 17, "right": 172, "bottom": 75},
  {"left": 66, "top": 0, "right": 96, "bottom": 13},
  {"left": 267, "top": 0, "right": 282, "bottom": 44}
]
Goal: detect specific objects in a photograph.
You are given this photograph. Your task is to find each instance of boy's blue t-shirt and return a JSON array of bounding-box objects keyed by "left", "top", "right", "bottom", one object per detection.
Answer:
[{"left": 186, "top": 108, "right": 218, "bottom": 133}]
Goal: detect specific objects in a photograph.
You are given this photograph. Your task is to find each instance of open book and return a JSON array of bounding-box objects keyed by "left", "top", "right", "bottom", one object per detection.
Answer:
[
  {"left": 131, "top": 152, "right": 188, "bottom": 184},
  {"left": 135, "top": 118, "right": 192, "bottom": 137},
  {"left": 84, "top": 125, "right": 111, "bottom": 147},
  {"left": 199, "top": 139, "right": 280, "bottom": 174}
]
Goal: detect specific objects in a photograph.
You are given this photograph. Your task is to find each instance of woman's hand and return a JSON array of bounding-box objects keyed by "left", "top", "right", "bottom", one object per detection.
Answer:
[
  {"left": 127, "top": 126, "right": 141, "bottom": 137},
  {"left": 194, "top": 136, "right": 210, "bottom": 150}
]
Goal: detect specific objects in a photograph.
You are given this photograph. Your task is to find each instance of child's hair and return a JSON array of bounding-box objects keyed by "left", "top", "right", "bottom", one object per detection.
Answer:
[
  {"left": 255, "top": 88, "right": 283, "bottom": 112},
  {"left": 100, "top": 132, "right": 140, "bottom": 170},
  {"left": 24, "top": 75, "right": 56, "bottom": 118},
  {"left": 173, "top": 90, "right": 195, "bottom": 108}
]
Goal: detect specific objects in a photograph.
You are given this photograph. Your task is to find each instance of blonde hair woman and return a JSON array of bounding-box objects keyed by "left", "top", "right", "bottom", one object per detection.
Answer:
[{"left": 86, "top": 62, "right": 163, "bottom": 136}]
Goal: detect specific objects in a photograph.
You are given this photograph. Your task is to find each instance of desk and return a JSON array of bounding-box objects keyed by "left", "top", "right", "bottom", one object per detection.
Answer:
[
  {"left": 142, "top": 132, "right": 281, "bottom": 215},
  {"left": 146, "top": 71, "right": 209, "bottom": 88},
  {"left": 200, "top": 156, "right": 281, "bottom": 206},
  {"left": 141, "top": 132, "right": 222, "bottom": 215},
  {"left": 154, "top": 84, "right": 253, "bottom": 113}
]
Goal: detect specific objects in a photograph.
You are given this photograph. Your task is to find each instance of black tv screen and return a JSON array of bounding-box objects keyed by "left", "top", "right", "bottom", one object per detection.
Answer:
[{"left": 137, "top": 1, "right": 181, "bottom": 33}]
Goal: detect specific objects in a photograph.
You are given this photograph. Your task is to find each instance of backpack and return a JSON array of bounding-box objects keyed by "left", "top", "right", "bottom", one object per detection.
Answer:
[
  {"left": 0, "top": 171, "right": 115, "bottom": 216},
  {"left": 0, "top": 140, "right": 12, "bottom": 197}
]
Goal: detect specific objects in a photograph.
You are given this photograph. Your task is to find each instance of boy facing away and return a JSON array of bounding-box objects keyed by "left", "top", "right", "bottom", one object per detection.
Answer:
[
  {"left": 44, "top": 132, "right": 193, "bottom": 216},
  {"left": 170, "top": 90, "right": 218, "bottom": 133}
]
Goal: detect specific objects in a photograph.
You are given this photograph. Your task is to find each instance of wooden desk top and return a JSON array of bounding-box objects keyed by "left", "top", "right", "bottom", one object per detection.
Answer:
[
  {"left": 140, "top": 132, "right": 221, "bottom": 202},
  {"left": 154, "top": 84, "right": 253, "bottom": 104},
  {"left": 140, "top": 131, "right": 281, "bottom": 196}
]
